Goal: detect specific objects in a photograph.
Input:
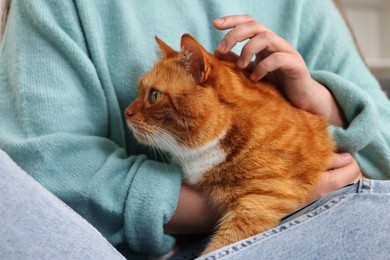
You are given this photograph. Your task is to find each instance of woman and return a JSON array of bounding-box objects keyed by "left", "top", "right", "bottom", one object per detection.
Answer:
[{"left": 0, "top": 0, "right": 389, "bottom": 259}]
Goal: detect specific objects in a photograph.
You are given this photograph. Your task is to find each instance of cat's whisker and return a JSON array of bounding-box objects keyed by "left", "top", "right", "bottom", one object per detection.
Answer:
[
  {"left": 157, "top": 132, "right": 187, "bottom": 167},
  {"left": 149, "top": 135, "right": 175, "bottom": 171},
  {"left": 160, "top": 136, "right": 186, "bottom": 165},
  {"left": 159, "top": 128, "right": 183, "bottom": 143},
  {"left": 159, "top": 128, "right": 192, "bottom": 151},
  {"left": 141, "top": 133, "right": 173, "bottom": 173},
  {"left": 146, "top": 135, "right": 160, "bottom": 166}
]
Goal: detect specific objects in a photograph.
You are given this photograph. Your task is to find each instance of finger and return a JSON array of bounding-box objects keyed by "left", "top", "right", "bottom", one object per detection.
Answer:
[
  {"left": 250, "top": 52, "right": 307, "bottom": 81},
  {"left": 213, "top": 15, "right": 257, "bottom": 30},
  {"left": 328, "top": 153, "right": 353, "bottom": 170},
  {"left": 306, "top": 156, "right": 361, "bottom": 203},
  {"left": 215, "top": 50, "right": 256, "bottom": 74},
  {"left": 238, "top": 31, "right": 294, "bottom": 68},
  {"left": 216, "top": 21, "right": 267, "bottom": 54},
  {"left": 237, "top": 35, "right": 268, "bottom": 68},
  {"left": 327, "top": 154, "right": 363, "bottom": 189},
  {"left": 306, "top": 160, "right": 362, "bottom": 203},
  {"left": 214, "top": 50, "right": 239, "bottom": 62},
  {"left": 326, "top": 159, "right": 362, "bottom": 191}
]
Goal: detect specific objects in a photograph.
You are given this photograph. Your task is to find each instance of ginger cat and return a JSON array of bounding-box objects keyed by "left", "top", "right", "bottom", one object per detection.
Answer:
[{"left": 125, "top": 34, "right": 334, "bottom": 254}]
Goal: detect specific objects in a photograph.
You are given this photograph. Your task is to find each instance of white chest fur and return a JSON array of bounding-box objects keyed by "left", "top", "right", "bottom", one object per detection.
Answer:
[
  {"left": 176, "top": 140, "right": 226, "bottom": 185},
  {"left": 154, "top": 131, "right": 227, "bottom": 185}
]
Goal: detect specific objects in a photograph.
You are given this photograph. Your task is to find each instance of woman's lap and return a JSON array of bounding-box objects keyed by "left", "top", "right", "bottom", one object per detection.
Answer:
[
  {"left": 173, "top": 179, "right": 390, "bottom": 260},
  {"left": 1, "top": 149, "right": 390, "bottom": 259},
  {"left": 0, "top": 150, "right": 124, "bottom": 260}
]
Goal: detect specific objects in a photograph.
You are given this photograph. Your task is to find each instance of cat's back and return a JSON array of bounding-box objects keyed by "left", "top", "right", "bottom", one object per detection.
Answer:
[
  {"left": 216, "top": 65, "right": 334, "bottom": 181},
  {"left": 221, "top": 65, "right": 325, "bottom": 130}
]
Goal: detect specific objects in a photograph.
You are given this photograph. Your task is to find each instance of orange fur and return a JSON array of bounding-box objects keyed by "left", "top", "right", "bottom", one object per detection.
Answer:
[{"left": 125, "top": 34, "right": 334, "bottom": 254}]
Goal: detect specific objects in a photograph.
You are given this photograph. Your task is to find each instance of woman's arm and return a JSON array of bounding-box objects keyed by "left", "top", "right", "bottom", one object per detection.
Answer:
[
  {"left": 212, "top": 1, "right": 390, "bottom": 179},
  {"left": 298, "top": 0, "right": 390, "bottom": 179},
  {"left": 0, "top": 0, "right": 181, "bottom": 255}
]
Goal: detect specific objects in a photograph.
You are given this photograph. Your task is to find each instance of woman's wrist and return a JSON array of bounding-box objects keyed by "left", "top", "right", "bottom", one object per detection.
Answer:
[
  {"left": 164, "top": 185, "right": 219, "bottom": 234},
  {"left": 304, "top": 79, "right": 347, "bottom": 127}
]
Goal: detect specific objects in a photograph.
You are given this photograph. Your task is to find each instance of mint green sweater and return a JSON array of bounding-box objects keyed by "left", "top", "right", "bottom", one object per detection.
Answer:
[{"left": 1, "top": 0, "right": 389, "bottom": 257}]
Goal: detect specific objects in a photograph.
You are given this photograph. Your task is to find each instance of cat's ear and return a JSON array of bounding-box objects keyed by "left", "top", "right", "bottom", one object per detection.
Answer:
[
  {"left": 180, "top": 34, "right": 211, "bottom": 84},
  {"left": 155, "top": 36, "right": 177, "bottom": 59}
]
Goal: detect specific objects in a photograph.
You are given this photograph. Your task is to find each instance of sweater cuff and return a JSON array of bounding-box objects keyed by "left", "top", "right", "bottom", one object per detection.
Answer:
[
  {"left": 124, "top": 159, "right": 182, "bottom": 255},
  {"left": 311, "top": 71, "right": 379, "bottom": 153}
]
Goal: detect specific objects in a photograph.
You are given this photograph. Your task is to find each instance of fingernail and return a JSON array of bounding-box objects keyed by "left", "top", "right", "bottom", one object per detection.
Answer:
[
  {"left": 237, "top": 58, "right": 244, "bottom": 69},
  {"left": 214, "top": 18, "right": 225, "bottom": 25},
  {"left": 341, "top": 153, "right": 352, "bottom": 160},
  {"left": 250, "top": 72, "right": 260, "bottom": 81},
  {"left": 216, "top": 40, "right": 227, "bottom": 53}
]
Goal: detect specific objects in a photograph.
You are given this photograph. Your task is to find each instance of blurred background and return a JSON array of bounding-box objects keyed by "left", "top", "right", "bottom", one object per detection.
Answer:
[{"left": 340, "top": 0, "right": 390, "bottom": 95}]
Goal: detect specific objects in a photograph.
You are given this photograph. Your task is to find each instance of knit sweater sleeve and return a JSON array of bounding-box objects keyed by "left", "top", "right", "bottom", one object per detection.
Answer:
[
  {"left": 0, "top": 0, "right": 181, "bottom": 255},
  {"left": 297, "top": 0, "right": 390, "bottom": 179}
]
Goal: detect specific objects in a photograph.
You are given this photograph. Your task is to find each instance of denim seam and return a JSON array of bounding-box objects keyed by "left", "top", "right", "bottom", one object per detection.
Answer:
[
  {"left": 201, "top": 193, "right": 352, "bottom": 260},
  {"left": 173, "top": 249, "right": 204, "bottom": 260},
  {"left": 359, "top": 179, "right": 371, "bottom": 194}
]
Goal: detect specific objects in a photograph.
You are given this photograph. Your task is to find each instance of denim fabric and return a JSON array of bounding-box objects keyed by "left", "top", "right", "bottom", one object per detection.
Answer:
[
  {"left": 2, "top": 147, "right": 390, "bottom": 260},
  {"left": 197, "top": 179, "right": 390, "bottom": 260},
  {"left": 0, "top": 150, "right": 125, "bottom": 260}
]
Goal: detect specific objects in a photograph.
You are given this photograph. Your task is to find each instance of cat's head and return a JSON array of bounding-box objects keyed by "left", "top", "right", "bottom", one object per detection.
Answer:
[{"left": 125, "top": 34, "right": 235, "bottom": 155}]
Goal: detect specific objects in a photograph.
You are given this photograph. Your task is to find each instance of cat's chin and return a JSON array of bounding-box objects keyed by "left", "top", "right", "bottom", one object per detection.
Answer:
[
  {"left": 131, "top": 131, "right": 158, "bottom": 146},
  {"left": 127, "top": 124, "right": 154, "bottom": 145},
  {"left": 132, "top": 133, "right": 150, "bottom": 145}
]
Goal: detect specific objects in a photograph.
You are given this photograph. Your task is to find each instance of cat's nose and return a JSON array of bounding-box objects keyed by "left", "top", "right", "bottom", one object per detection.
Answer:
[{"left": 125, "top": 107, "right": 134, "bottom": 117}]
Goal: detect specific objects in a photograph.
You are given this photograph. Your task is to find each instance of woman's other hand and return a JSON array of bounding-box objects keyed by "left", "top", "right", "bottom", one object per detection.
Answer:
[{"left": 306, "top": 153, "right": 363, "bottom": 203}]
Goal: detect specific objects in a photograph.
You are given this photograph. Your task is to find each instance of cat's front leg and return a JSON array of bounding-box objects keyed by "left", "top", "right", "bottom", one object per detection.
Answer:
[
  {"left": 201, "top": 195, "right": 299, "bottom": 255},
  {"left": 201, "top": 212, "right": 277, "bottom": 255}
]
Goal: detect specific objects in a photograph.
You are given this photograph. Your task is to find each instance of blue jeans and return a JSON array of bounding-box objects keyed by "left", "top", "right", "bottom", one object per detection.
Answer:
[
  {"left": 0, "top": 150, "right": 125, "bottom": 260},
  {"left": 170, "top": 180, "right": 390, "bottom": 260},
  {"left": 1, "top": 150, "right": 390, "bottom": 259}
]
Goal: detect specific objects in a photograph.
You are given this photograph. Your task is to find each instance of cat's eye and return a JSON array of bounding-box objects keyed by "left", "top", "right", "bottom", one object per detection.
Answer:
[{"left": 149, "top": 89, "right": 164, "bottom": 104}]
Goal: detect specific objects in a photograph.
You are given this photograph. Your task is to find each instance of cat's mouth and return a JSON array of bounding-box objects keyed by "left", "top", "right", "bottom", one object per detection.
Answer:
[
  {"left": 130, "top": 128, "right": 178, "bottom": 152},
  {"left": 131, "top": 129, "right": 153, "bottom": 144},
  {"left": 127, "top": 120, "right": 184, "bottom": 153},
  {"left": 126, "top": 121, "right": 161, "bottom": 146}
]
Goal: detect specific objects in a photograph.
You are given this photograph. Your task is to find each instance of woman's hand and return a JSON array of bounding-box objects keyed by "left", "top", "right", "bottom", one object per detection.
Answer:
[
  {"left": 306, "top": 153, "right": 364, "bottom": 203},
  {"left": 164, "top": 185, "right": 219, "bottom": 234},
  {"left": 213, "top": 15, "right": 346, "bottom": 127}
]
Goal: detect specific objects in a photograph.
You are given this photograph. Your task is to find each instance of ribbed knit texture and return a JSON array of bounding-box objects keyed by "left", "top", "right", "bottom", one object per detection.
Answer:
[{"left": 0, "top": 0, "right": 389, "bottom": 257}]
